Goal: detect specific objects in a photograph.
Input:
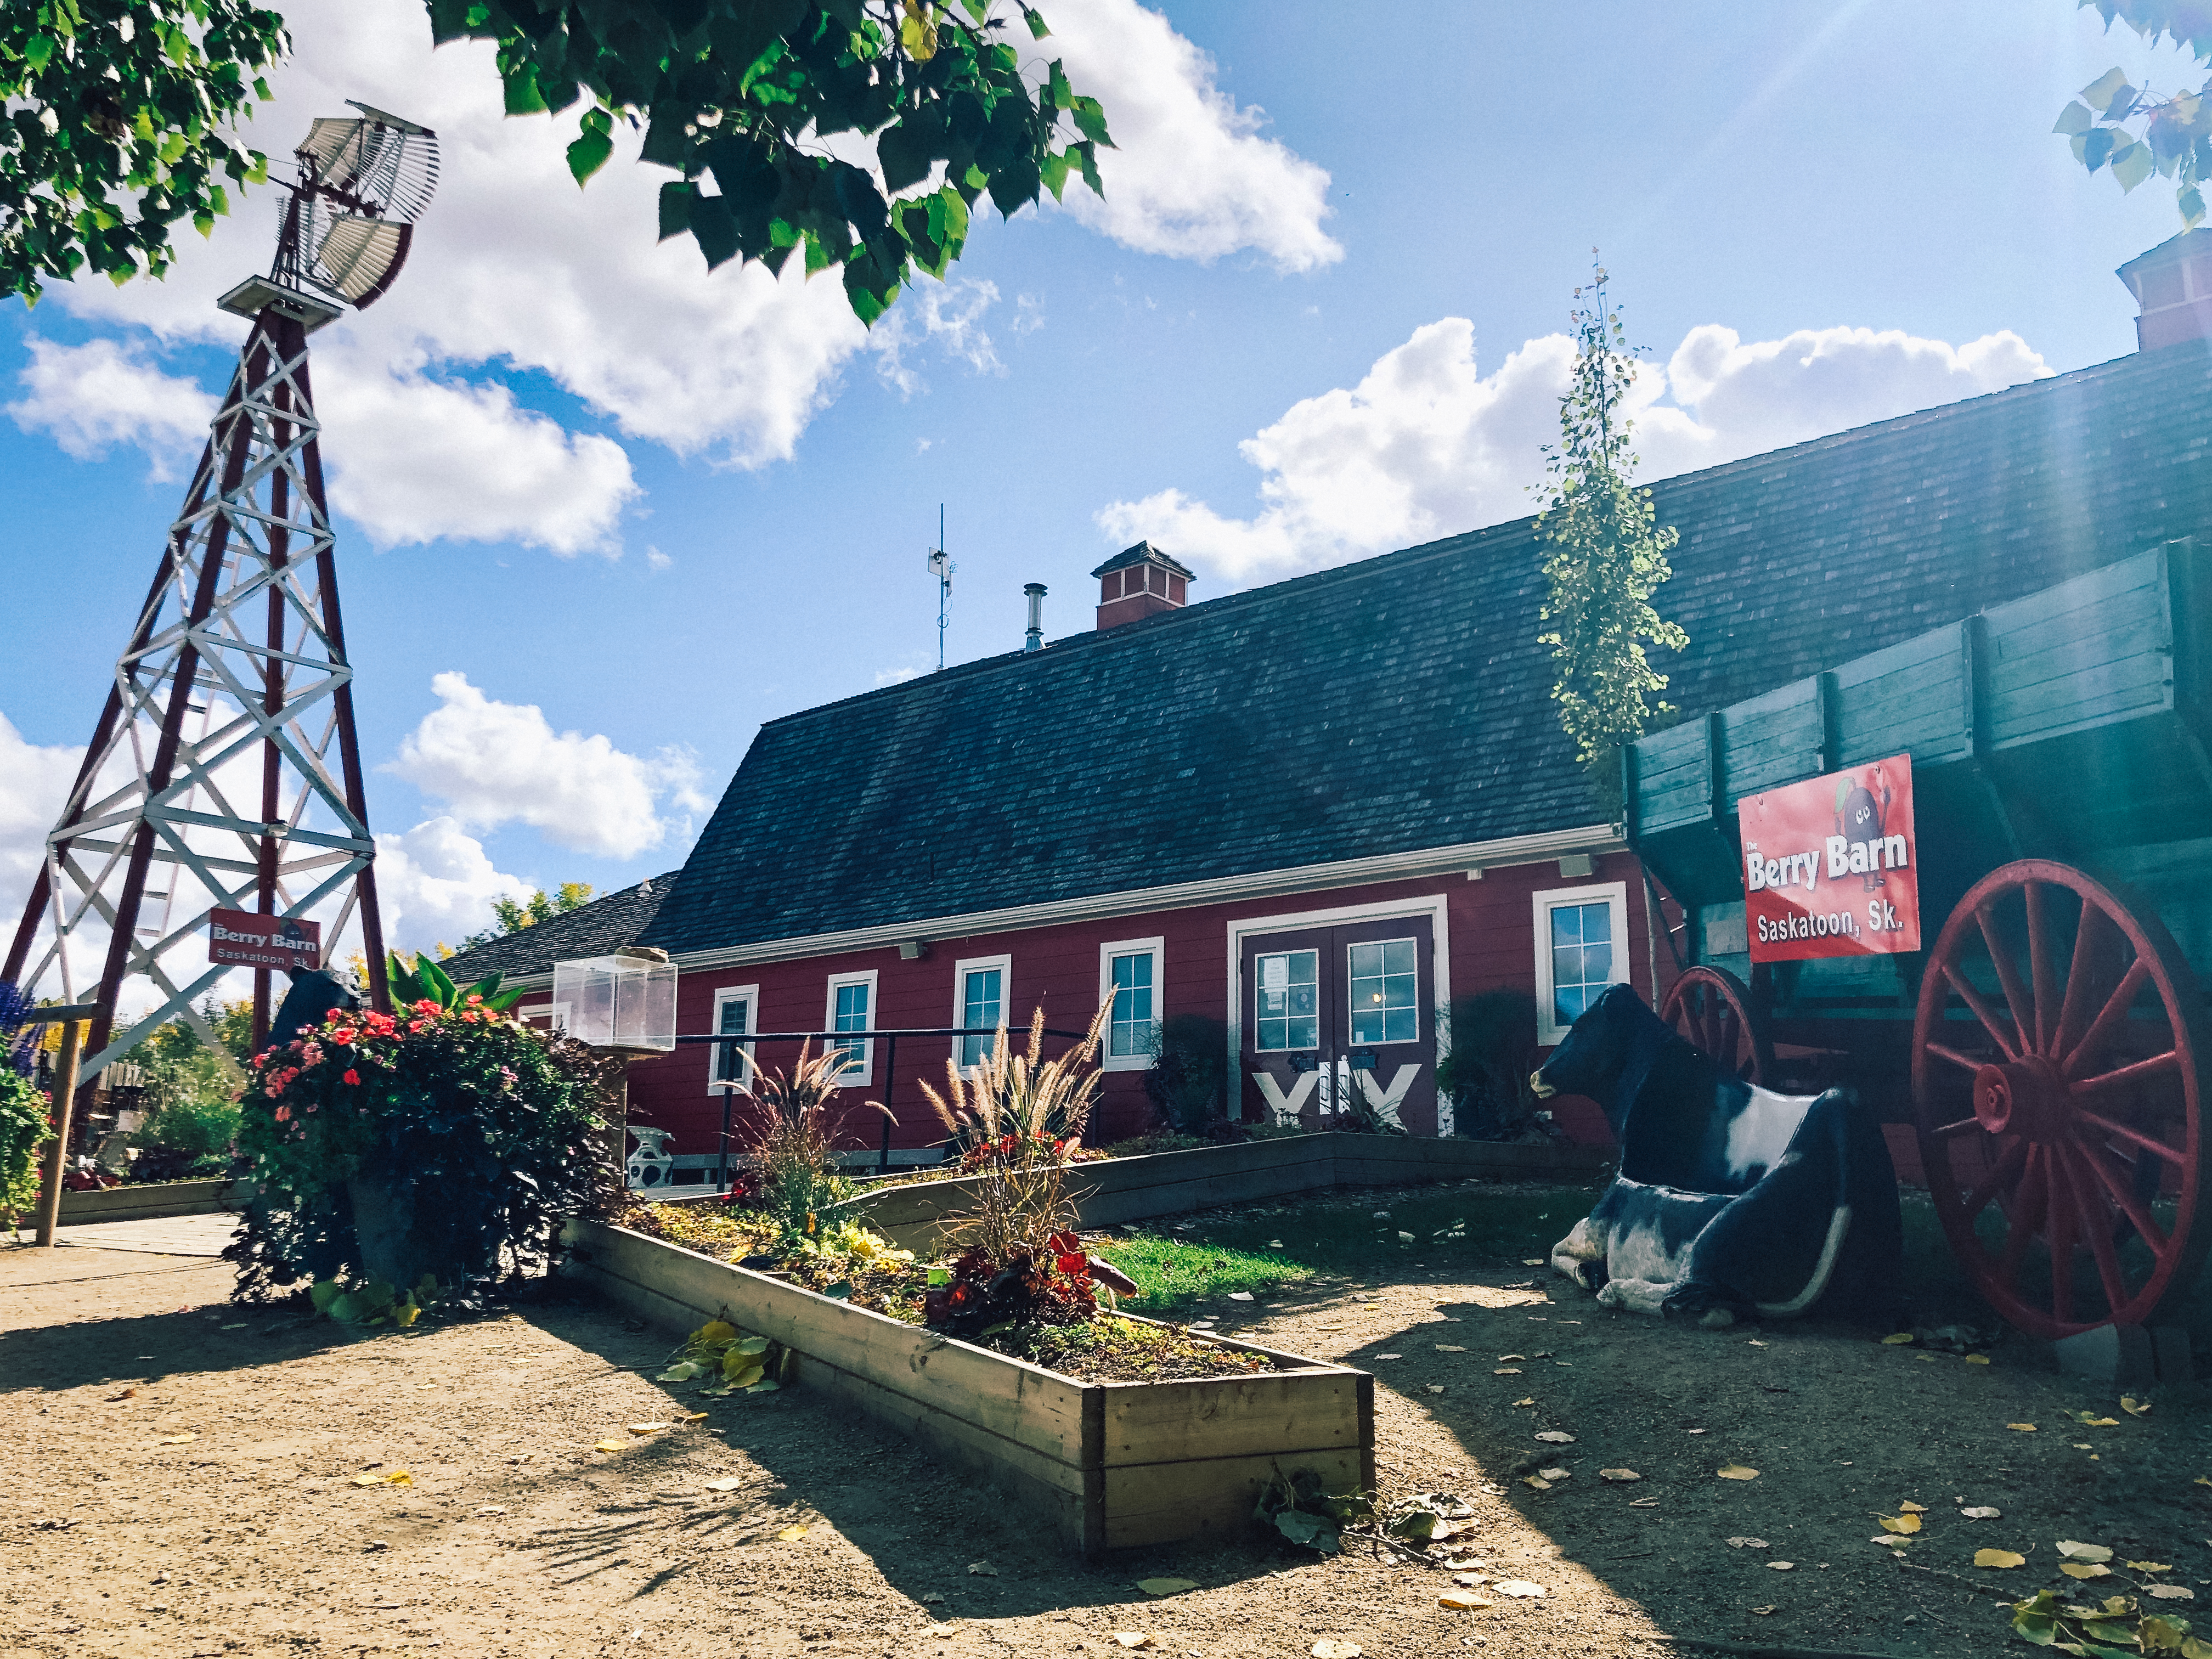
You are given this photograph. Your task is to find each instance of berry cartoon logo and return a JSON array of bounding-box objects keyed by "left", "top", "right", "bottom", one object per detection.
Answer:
[{"left": 1737, "top": 754, "right": 1921, "bottom": 963}]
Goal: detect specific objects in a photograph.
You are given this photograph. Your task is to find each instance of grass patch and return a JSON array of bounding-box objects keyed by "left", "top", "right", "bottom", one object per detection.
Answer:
[{"left": 1093, "top": 1181, "right": 1606, "bottom": 1312}]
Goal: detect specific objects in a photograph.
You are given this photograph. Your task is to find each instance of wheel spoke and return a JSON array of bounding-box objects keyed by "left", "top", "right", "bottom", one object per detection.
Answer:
[
  {"left": 2047, "top": 1153, "right": 2076, "bottom": 1325},
  {"left": 1978, "top": 901, "right": 2039, "bottom": 1063},
  {"left": 1933, "top": 1115, "right": 1985, "bottom": 1139},
  {"left": 1963, "top": 1137, "right": 2029, "bottom": 1215},
  {"left": 1996, "top": 1149, "right": 2047, "bottom": 1288},
  {"left": 2070, "top": 1049, "right": 2182, "bottom": 1105},
  {"left": 2027, "top": 881, "right": 2059, "bottom": 1056},
  {"left": 1943, "top": 961, "right": 2022, "bottom": 1060},
  {"left": 1926, "top": 1040, "right": 1990, "bottom": 1074},
  {"left": 2074, "top": 1133, "right": 2170, "bottom": 1254},
  {"left": 2056, "top": 1144, "right": 2129, "bottom": 1319},
  {"left": 2055, "top": 902, "right": 2116, "bottom": 1060},
  {"left": 2073, "top": 1104, "right": 2186, "bottom": 1166},
  {"left": 2062, "top": 958, "right": 2152, "bottom": 1081}
]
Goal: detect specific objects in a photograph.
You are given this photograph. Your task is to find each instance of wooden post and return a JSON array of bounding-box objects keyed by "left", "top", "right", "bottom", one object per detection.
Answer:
[{"left": 33, "top": 1018, "right": 87, "bottom": 1248}]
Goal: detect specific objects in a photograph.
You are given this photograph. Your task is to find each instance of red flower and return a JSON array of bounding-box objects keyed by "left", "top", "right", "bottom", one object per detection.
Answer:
[
  {"left": 274, "top": 1104, "right": 291, "bottom": 1122},
  {"left": 342, "top": 1069, "right": 360, "bottom": 1086},
  {"left": 331, "top": 1029, "right": 357, "bottom": 1045}
]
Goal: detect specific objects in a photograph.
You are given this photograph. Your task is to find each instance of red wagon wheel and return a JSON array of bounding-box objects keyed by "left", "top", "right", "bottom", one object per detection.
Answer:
[
  {"left": 1912, "top": 860, "right": 2208, "bottom": 1339},
  {"left": 1661, "top": 964, "right": 1773, "bottom": 1086}
]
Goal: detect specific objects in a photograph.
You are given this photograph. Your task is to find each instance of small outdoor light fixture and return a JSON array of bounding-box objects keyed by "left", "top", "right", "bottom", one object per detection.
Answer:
[
  {"left": 898, "top": 939, "right": 930, "bottom": 961},
  {"left": 551, "top": 950, "right": 678, "bottom": 1054}
]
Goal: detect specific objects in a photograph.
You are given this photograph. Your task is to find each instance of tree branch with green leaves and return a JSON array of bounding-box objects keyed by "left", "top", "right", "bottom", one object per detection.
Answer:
[
  {"left": 430, "top": 0, "right": 1113, "bottom": 323},
  {"left": 1, "top": 0, "right": 286, "bottom": 304},
  {"left": 1534, "top": 258, "right": 1686, "bottom": 806},
  {"left": 2058, "top": 1, "right": 2212, "bottom": 228}
]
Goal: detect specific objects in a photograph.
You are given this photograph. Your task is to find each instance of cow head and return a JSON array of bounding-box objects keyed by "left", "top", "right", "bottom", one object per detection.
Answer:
[{"left": 1529, "top": 983, "right": 1669, "bottom": 1142}]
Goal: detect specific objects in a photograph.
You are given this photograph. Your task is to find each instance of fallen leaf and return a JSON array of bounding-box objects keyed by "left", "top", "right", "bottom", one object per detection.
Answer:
[
  {"left": 2076, "top": 1414, "right": 2121, "bottom": 1427},
  {"left": 349, "top": 1470, "right": 411, "bottom": 1487},
  {"left": 1717, "top": 1465, "right": 1759, "bottom": 1481},
  {"left": 1437, "top": 1591, "right": 1496, "bottom": 1611},
  {"left": 1311, "top": 1643, "right": 1363, "bottom": 1659},
  {"left": 1427, "top": 1385, "right": 1447, "bottom": 1395},
  {"left": 1628, "top": 1497, "right": 1659, "bottom": 1507},
  {"left": 1962, "top": 1506, "right": 2002, "bottom": 1519},
  {"left": 1536, "top": 1431, "right": 1576, "bottom": 1443},
  {"left": 1964, "top": 1354, "right": 1991, "bottom": 1365},
  {"left": 1227, "top": 1292, "right": 1254, "bottom": 1302},
  {"left": 1898, "top": 1500, "right": 1927, "bottom": 1513},
  {"left": 106, "top": 1389, "right": 138, "bottom": 1402},
  {"left": 704, "top": 1477, "right": 745, "bottom": 1492},
  {"left": 1768, "top": 1561, "right": 1795, "bottom": 1571},
  {"left": 626, "top": 1423, "right": 667, "bottom": 1436},
  {"left": 2122, "top": 1396, "right": 2153, "bottom": 1417},
  {"left": 476, "top": 1505, "right": 506, "bottom": 1515},
  {"left": 2149, "top": 1586, "right": 2198, "bottom": 1600},
  {"left": 1494, "top": 1368, "right": 1522, "bottom": 1376},
  {"left": 1136, "top": 1578, "right": 1197, "bottom": 1596},
  {"left": 1600, "top": 1469, "right": 1641, "bottom": 1482},
  {"left": 1435, "top": 1345, "right": 1466, "bottom": 1353},
  {"left": 1974, "top": 1549, "right": 2027, "bottom": 1569},
  {"left": 1113, "top": 1634, "right": 1152, "bottom": 1649},
  {"left": 680, "top": 1412, "right": 708, "bottom": 1423},
  {"left": 1727, "top": 1538, "right": 1770, "bottom": 1550},
  {"left": 1748, "top": 1340, "right": 1768, "bottom": 1347},
  {"left": 2058, "top": 1541, "right": 2114, "bottom": 1562},
  {"left": 2074, "top": 1443, "right": 2096, "bottom": 1451},
  {"left": 1538, "top": 1468, "right": 1571, "bottom": 1482},
  {"left": 1453, "top": 1571, "right": 1488, "bottom": 1587},
  {"left": 1497, "top": 1353, "right": 1527, "bottom": 1362},
  {"left": 1751, "top": 1605, "right": 1778, "bottom": 1616},
  {"left": 2061, "top": 1563, "right": 2113, "bottom": 1580},
  {"left": 1522, "top": 1257, "right": 1545, "bottom": 1266},
  {"left": 1870, "top": 1536, "right": 1909, "bottom": 1548},
  {"left": 1522, "top": 1475, "right": 1552, "bottom": 1491},
  {"left": 1881, "top": 1333, "right": 1915, "bottom": 1345},
  {"left": 2198, "top": 1476, "right": 2212, "bottom": 1488},
  {"left": 968, "top": 1561, "right": 998, "bottom": 1576},
  {"left": 1493, "top": 1579, "right": 1546, "bottom": 1598},
  {"left": 777, "top": 1526, "right": 810, "bottom": 1542},
  {"left": 2007, "top": 1423, "right": 2037, "bottom": 1432},
  {"left": 151, "top": 1434, "right": 197, "bottom": 1446},
  {"left": 2131, "top": 1561, "right": 2176, "bottom": 1573},
  {"left": 592, "top": 1440, "right": 627, "bottom": 1453},
  {"left": 1513, "top": 1398, "right": 1536, "bottom": 1408},
  {"left": 1374, "top": 1354, "right": 1402, "bottom": 1361},
  {"left": 1877, "top": 1515, "right": 1922, "bottom": 1536}
]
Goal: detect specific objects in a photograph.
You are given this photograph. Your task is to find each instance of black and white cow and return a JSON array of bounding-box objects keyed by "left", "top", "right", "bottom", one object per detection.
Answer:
[{"left": 1530, "top": 984, "right": 1900, "bottom": 1327}]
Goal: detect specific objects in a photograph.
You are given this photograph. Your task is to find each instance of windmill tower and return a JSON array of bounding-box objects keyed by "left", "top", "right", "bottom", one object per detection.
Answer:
[{"left": 2, "top": 102, "right": 440, "bottom": 1081}]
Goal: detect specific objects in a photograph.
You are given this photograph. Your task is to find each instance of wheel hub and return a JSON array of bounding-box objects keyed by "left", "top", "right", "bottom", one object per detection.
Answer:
[{"left": 1973, "top": 1056, "right": 2069, "bottom": 1141}]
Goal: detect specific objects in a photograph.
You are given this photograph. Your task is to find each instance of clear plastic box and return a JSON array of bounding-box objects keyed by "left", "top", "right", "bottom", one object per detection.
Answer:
[{"left": 551, "top": 953, "right": 677, "bottom": 1053}]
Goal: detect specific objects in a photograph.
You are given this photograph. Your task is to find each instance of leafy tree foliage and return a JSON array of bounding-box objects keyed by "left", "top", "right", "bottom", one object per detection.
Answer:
[
  {"left": 431, "top": 0, "right": 1112, "bottom": 321},
  {"left": 1533, "top": 260, "right": 1686, "bottom": 794},
  {"left": 1, "top": 0, "right": 285, "bottom": 304},
  {"left": 459, "top": 881, "right": 596, "bottom": 950},
  {"left": 2060, "top": 1, "right": 2212, "bottom": 228}
]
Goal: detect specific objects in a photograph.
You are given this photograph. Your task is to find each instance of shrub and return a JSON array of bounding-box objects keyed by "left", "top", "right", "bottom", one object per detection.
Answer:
[
  {"left": 1143, "top": 1014, "right": 1233, "bottom": 1138},
  {"left": 0, "top": 1068, "right": 47, "bottom": 1227},
  {"left": 1436, "top": 989, "right": 1551, "bottom": 1141}
]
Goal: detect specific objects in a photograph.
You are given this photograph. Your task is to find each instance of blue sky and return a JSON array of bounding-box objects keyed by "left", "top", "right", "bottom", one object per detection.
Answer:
[{"left": 2, "top": 0, "right": 2203, "bottom": 963}]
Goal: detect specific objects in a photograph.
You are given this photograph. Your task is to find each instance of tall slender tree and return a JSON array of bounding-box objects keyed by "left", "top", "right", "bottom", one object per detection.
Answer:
[{"left": 1533, "top": 256, "right": 1686, "bottom": 814}]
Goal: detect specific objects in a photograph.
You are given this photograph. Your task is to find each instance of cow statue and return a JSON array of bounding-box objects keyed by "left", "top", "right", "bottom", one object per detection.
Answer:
[{"left": 1529, "top": 984, "right": 1900, "bottom": 1327}]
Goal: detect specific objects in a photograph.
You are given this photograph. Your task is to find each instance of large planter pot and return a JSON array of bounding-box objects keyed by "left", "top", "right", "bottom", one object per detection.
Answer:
[
  {"left": 561, "top": 1218, "right": 1374, "bottom": 1558},
  {"left": 345, "top": 1178, "right": 447, "bottom": 1288}
]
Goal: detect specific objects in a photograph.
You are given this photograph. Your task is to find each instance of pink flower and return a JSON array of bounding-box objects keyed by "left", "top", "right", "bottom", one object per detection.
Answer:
[
  {"left": 250, "top": 1052, "right": 269, "bottom": 1069},
  {"left": 342, "top": 1069, "right": 360, "bottom": 1086},
  {"left": 330, "top": 1029, "right": 357, "bottom": 1045},
  {"left": 274, "top": 1104, "right": 291, "bottom": 1122},
  {"left": 466, "top": 993, "right": 483, "bottom": 1006},
  {"left": 408, "top": 1020, "right": 427, "bottom": 1034}
]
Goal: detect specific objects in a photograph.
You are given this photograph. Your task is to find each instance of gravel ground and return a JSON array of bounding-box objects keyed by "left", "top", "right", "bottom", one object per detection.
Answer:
[{"left": 5, "top": 1196, "right": 2211, "bottom": 1659}]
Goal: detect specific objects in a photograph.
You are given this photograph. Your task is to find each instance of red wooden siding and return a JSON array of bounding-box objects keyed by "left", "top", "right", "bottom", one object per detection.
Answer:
[{"left": 618, "top": 851, "right": 1655, "bottom": 1171}]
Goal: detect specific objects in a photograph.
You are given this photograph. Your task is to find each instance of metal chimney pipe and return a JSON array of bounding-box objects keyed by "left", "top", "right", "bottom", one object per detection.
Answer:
[{"left": 1023, "top": 583, "right": 1047, "bottom": 652}]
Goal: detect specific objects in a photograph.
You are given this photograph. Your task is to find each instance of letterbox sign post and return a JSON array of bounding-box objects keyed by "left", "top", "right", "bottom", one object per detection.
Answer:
[
  {"left": 208, "top": 908, "right": 323, "bottom": 973},
  {"left": 1737, "top": 753, "right": 1921, "bottom": 962}
]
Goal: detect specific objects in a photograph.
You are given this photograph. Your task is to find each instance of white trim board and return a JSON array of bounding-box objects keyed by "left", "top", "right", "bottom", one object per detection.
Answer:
[
  {"left": 1531, "top": 880, "right": 1630, "bottom": 1046},
  {"left": 1097, "top": 935, "right": 1164, "bottom": 1073},
  {"left": 1223, "top": 894, "right": 1452, "bottom": 1124},
  {"left": 823, "top": 968, "right": 879, "bottom": 1086},
  {"left": 708, "top": 982, "right": 759, "bottom": 1091},
  {"left": 950, "top": 952, "right": 1012, "bottom": 1075},
  {"left": 478, "top": 823, "right": 1621, "bottom": 991}
]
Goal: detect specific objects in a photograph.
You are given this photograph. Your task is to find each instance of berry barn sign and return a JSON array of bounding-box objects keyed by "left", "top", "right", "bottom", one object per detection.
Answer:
[
  {"left": 208, "top": 908, "right": 322, "bottom": 972},
  {"left": 1738, "top": 755, "right": 1920, "bottom": 962}
]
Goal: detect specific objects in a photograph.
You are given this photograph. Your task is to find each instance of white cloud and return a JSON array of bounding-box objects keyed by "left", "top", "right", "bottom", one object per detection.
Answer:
[
  {"left": 6, "top": 336, "right": 216, "bottom": 481},
  {"left": 871, "top": 278, "right": 1003, "bottom": 396},
  {"left": 645, "top": 546, "right": 673, "bottom": 571},
  {"left": 1043, "top": 0, "right": 1341, "bottom": 271},
  {"left": 1101, "top": 318, "right": 2050, "bottom": 583},
  {"left": 0, "top": 713, "right": 84, "bottom": 948},
  {"left": 386, "top": 672, "right": 703, "bottom": 860},
  {"left": 874, "top": 666, "right": 922, "bottom": 687},
  {"left": 371, "top": 816, "right": 533, "bottom": 955},
  {"left": 1014, "top": 294, "right": 1047, "bottom": 336},
  {"left": 318, "top": 367, "right": 637, "bottom": 555}
]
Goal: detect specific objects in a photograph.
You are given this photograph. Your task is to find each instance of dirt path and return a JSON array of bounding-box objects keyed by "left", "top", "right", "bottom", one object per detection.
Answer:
[{"left": 4, "top": 1217, "right": 2209, "bottom": 1659}]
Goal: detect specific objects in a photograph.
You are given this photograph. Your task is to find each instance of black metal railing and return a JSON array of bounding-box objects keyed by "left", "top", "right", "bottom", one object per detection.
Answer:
[{"left": 667, "top": 1026, "right": 1096, "bottom": 1185}]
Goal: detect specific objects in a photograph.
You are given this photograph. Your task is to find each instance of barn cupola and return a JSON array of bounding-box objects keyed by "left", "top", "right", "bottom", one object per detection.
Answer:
[
  {"left": 2118, "top": 228, "right": 2212, "bottom": 351},
  {"left": 1090, "top": 540, "right": 1193, "bottom": 630}
]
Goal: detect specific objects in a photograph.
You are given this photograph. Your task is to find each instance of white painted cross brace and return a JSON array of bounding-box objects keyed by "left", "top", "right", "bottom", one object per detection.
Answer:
[
  {"left": 1251, "top": 1069, "right": 1319, "bottom": 1126},
  {"left": 1356, "top": 1064, "right": 1420, "bottom": 1130}
]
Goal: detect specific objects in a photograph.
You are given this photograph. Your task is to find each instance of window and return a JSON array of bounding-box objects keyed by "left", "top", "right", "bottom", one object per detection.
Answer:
[
  {"left": 1532, "top": 881, "right": 1630, "bottom": 1045},
  {"left": 1347, "top": 937, "right": 1419, "bottom": 1045},
  {"left": 1254, "top": 948, "right": 1320, "bottom": 1051},
  {"left": 951, "top": 953, "right": 1011, "bottom": 1071},
  {"left": 709, "top": 984, "right": 758, "bottom": 1091},
  {"left": 1097, "top": 937, "right": 1164, "bottom": 1071},
  {"left": 824, "top": 969, "right": 877, "bottom": 1084}
]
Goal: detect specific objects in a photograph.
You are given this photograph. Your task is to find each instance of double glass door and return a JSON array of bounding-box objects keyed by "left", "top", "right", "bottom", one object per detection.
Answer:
[{"left": 1238, "top": 915, "right": 1440, "bottom": 1136}]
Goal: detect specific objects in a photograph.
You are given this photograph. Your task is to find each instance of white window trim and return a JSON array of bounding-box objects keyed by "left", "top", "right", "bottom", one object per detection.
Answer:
[
  {"left": 1097, "top": 935, "right": 1164, "bottom": 1073},
  {"left": 1532, "top": 880, "right": 1630, "bottom": 1046},
  {"left": 950, "top": 953, "right": 1013, "bottom": 1076},
  {"left": 824, "top": 968, "right": 879, "bottom": 1086},
  {"left": 1223, "top": 895, "right": 1452, "bottom": 1123},
  {"left": 708, "top": 983, "right": 759, "bottom": 1092}
]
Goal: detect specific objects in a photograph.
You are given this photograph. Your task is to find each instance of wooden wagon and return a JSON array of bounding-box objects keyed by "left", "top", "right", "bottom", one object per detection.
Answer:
[{"left": 1626, "top": 537, "right": 2212, "bottom": 1339}]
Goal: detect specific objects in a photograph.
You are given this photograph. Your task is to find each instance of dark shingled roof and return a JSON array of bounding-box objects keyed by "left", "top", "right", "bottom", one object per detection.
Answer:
[
  {"left": 439, "top": 871, "right": 682, "bottom": 983},
  {"left": 644, "top": 344, "right": 2212, "bottom": 958}
]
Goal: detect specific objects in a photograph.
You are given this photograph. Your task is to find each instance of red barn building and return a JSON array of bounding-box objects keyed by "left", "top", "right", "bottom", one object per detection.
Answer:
[{"left": 444, "top": 239, "right": 2212, "bottom": 1186}]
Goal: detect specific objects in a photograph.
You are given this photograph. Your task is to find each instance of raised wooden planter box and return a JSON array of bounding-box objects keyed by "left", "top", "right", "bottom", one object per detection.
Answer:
[
  {"left": 835, "top": 1131, "right": 1611, "bottom": 1252},
  {"left": 561, "top": 1218, "right": 1373, "bottom": 1557},
  {"left": 55, "top": 1178, "right": 235, "bottom": 1225}
]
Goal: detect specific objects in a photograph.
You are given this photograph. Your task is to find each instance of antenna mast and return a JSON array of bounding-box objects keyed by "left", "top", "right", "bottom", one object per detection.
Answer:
[{"left": 925, "top": 504, "right": 954, "bottom": 673}]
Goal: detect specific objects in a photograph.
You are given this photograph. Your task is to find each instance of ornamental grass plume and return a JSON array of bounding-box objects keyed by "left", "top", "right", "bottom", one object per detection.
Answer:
[{"left": 737, "top": 1041, "right": 891, "bottom": 1243}]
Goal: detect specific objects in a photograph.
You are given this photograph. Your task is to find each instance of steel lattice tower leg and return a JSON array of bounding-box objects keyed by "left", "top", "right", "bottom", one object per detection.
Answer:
[{"left": 3, "top": 304, "right": 390, "bottom": 1080}]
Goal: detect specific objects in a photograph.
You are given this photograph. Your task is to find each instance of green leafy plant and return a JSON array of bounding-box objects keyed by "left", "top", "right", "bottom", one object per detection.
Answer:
[
  {"left": 1255, "top": 1466, "right": 1373, "bottom": 1555},
  {"left": 309, "top": 1272, "right": 439, "bottom": 1328},
  {"left": 1143, "top": 1013, "right": 1232, "bottom": 1139},
  {"left": 430, "top": 0, "right": 1111, "bottom": 324},
  {"left": 459, "top": 882, "right": 597, "bottom": 951},
  {"left": 1533, "top": 256, "right": 1686, "bottom": 812},
  {"left": 737, "top": 1041, "right": 887, "bottom": 1245},
  {"left": 0, "top": 1066, "right": 48, "bottom": 1226},
  {"left": 1, "top": 0, "right": 286, "bottom": 304},
  {"left": 383, "top": 950, "right": 526, "bottom": 1014},
  {"left": 2058, "top": 3, "right": 2212, "bottom": 229}
]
